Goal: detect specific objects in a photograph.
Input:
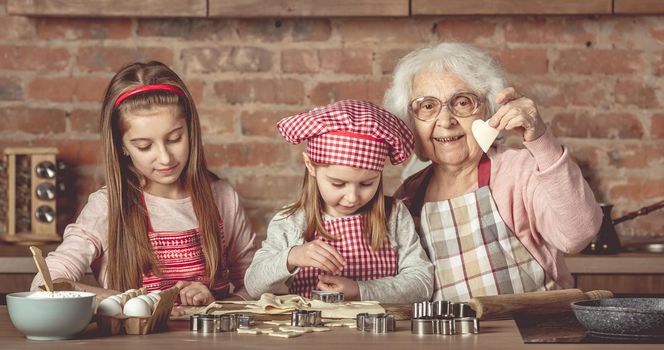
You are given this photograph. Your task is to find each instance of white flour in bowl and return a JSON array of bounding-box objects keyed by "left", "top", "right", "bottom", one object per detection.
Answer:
[{"left": 26, "top": 291, "right": 92, "bottom": 299}]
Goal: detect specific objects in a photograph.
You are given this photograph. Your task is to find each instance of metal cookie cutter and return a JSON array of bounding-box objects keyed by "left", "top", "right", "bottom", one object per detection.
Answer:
[
  {"left": 218, "top": 314, "right": 238, "bottom": 332},
  {"left": 291, "top": 310, "right": 322, "bottom": 327},
  {"left": 411, "top": 318, "right": 436, "bottom": 334},
  {"left": 411, "top": 317, "right": 456, "bottom": 335},
  {"left": 236, "top": 314, "right": 255, "bottom": 328},
  {"left": 311, "top": 290, "right": 345, "bottom": 303},
  {"left": 450, "top": 302, "right": 476, "bottom": 318},
  {"left": 454, "top": 317, "right": 480, "bottom": 334},
  {"left": 413, "top": 300, "right": 454, "bottom": 319},
  {"left": 413, "top": 301, "right": 433, "bottom": 319},
  {"left": 192, "top": 314, "right": 238, "bottom": 333},
  {"left": 410, "top": 301, "right": 479, "bottom": 335},
  {"left": 432, "top": 300, "right": 453, "bottom": 318},
  {"left": 356, "top": 313, "right": 396, "bottom": 333},
  {"left": 195, "top": 314, "right": 218, "bottom": 333},
  {"left": 190, "top": 314, "right": 201, "bottom": 331},
  {"left": 438, "top": 318, "right": 456, "bottom": 335}
]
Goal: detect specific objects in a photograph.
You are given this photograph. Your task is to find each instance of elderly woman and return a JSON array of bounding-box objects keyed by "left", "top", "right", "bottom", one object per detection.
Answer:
[{"left": 386, "top": 43, "right": 602, "bottom": 302}]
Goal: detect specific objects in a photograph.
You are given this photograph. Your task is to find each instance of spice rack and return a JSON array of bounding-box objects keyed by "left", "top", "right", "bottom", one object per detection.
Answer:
[{"left": 1, "top": 147, "right": 60, "bottom": 243}]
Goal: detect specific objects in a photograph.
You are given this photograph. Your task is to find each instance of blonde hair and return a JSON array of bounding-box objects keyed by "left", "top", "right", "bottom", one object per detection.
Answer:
[
  {"left": 282, "top": 163, "right": 389, "bottom": 251},
  {"left": 100, "top": 61, "right": 225, "bottom": 291}
]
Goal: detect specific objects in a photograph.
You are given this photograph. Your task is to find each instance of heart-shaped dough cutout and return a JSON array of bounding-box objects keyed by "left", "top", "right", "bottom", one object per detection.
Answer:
[{"left": 471, "top": 119, "right": 499, "bottom": 153}]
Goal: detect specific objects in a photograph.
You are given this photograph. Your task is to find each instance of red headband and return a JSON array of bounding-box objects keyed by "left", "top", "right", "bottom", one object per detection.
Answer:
[{"left": 113, "top": 84, "right": 185, "bottom": 107}]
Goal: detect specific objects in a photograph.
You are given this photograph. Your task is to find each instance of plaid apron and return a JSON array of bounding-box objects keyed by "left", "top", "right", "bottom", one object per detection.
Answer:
[
  {"left": 421, "top": 156, "right": 558, "bottom": 302},
  {"left": 140, "top": 193, "right": 230, "bottom": 296},
  {"left": 289, "top": 214, "right": 397, "bottom": 298}
]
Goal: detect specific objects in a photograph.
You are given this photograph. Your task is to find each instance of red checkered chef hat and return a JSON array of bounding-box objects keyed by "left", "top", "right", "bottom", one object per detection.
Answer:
[{"left": 277, "top": 100, "right": 414, "bottom": 171}]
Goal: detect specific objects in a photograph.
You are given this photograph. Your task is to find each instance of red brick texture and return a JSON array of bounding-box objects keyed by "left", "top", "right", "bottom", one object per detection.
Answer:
[{"left": 1, "top": 14, "right": 663, "bottom": 239}]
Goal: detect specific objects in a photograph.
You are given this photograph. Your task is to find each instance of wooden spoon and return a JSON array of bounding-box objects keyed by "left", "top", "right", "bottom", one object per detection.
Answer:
[{"left": 29, "top": 246, "right": 54, "bottom": 292}]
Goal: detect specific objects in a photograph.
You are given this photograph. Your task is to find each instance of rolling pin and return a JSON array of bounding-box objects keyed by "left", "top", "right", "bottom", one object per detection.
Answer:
[{"left": 468, "top": 288, "right": 613, "bottom": 320}]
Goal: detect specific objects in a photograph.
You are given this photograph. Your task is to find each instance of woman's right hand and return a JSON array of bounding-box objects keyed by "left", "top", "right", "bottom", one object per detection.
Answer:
[{"left": 287, "top": 240, "right": 346, "bottom": 274}]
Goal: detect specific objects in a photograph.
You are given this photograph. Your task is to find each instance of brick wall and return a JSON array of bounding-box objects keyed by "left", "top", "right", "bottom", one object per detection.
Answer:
[{"left": 1, "top": 1, "right": 663, "bottom": 240}]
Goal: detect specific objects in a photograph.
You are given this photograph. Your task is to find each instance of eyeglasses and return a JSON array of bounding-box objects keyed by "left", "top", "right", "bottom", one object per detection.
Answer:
[{"left": 408, "top": 92, "right": 484, "bottom": 122}]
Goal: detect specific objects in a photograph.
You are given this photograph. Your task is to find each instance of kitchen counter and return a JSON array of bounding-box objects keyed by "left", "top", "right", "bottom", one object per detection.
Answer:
[
  {"left": 1, "top": 306, "right": 662, "bottom": 350},
  {"left": 0, "top": 244, "right": 61, "bottom": 273},
  {"left": 565, "top": 252, "right": 664, "bottom": 274},
  {"left": 0, "top": 244, "right": 96, "bottom": 300},
  {"left": 565, "top": 252, "right": 664, "bottom": 295}
]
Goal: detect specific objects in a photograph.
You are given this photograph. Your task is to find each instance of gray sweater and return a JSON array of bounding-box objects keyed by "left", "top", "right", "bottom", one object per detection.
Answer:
[{"left": 244, "top": 200, "right": 433, "bottom": 303}]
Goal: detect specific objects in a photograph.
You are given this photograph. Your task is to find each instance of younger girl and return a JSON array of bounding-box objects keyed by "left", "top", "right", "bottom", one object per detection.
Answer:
[
  {"left": 31, "top": 61, "right": 256, "bottom": 305},
  {"left": 244, "top": 100, "right": 433, "bottom": 303}
]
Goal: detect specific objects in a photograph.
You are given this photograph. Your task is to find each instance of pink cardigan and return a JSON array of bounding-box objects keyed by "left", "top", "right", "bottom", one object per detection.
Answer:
[
  {"left": 394, "top": 129, "right": 603, "bottom": 288},
  {"left": 30, "top": 180, "right": 256, "bottom": 299}
]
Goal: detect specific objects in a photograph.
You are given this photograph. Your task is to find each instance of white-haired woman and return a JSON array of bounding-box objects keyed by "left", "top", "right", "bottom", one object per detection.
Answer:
[{"left": 387, "top": 43, "right": 602, "bottom": 302}]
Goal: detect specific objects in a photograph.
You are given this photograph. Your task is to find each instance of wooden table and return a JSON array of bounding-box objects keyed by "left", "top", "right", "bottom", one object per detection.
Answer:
[{"left": 1, "top": 306, "right": 662, "bottom": 350}]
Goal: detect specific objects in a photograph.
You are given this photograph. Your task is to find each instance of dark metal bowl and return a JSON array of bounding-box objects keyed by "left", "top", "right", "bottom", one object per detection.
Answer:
[{"left": 571, "top": 298, "right": 664, "bottom": 338}]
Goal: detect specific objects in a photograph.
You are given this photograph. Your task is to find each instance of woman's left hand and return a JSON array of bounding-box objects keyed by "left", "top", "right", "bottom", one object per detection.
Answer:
[
  {"left": 488, "top": 87, "right": 546, "bottom": 142},
  {"left": 316, "top": 275, "right": 360, "bottom": 300},
  {"left": 175, "top": 281, "right": 214, "bottom": 306}
]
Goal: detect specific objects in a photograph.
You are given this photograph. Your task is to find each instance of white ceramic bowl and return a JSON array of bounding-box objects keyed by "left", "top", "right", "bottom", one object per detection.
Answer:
[{"left": 7, "top": 291, "right": 96, "bottom": 341}]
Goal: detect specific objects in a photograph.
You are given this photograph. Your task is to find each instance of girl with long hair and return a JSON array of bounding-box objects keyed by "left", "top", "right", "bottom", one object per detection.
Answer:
[
  {"left": 31, "top": 61, "right": 256, "bottom": 305},
  {"left": 244, "top": 100, "right": 433, "bottom": 303}
]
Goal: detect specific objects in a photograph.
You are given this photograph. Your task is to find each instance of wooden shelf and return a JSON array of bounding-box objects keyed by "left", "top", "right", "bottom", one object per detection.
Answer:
[
  {"left": 614, "top": 0, "right": 664, "bottom": 14},
  {"left": 7, "top": 0, "right": 207, "bottom": 18},
  {"left": 412, "top": 0, "right": 612, "bottom": 15},
  {"left": 209, "top": 0, "right": 409, "bottom": 17},
  {"left": 11, "top": 0, "right": 644, "bottom": 17}
]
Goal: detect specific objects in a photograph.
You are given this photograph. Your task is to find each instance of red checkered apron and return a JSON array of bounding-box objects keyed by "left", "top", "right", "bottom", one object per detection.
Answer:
[
  {"left": 420, "top": 156, "right": 559, "bottom": 302},
  {"left": 289, "top": 214, "right": 397, "bottom": 298},
  {"left": 139, "top": 193, "right": 230, "bottom": 296}
]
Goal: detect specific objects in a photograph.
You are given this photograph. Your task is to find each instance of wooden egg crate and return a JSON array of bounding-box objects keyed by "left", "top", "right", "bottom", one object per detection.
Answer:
[
  {"left": 41, "top": 281, "right": 180, "bottom": 335},
  {"left": 96, "top": 286, "right": 180, "bottom": 335}
]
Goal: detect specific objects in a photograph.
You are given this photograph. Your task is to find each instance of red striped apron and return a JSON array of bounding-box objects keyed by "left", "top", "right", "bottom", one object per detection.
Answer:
[
  {"left": 289, "top": 214, "right": 397, "bottom": 298},
  {"left": 140, "top": 193, "right": 230, "bottom": 297}
]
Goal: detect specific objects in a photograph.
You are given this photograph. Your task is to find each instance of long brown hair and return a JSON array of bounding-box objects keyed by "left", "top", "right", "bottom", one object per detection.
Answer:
[
  {"left": 282, "top": 163, "right": 389, "bottom": 251},
  {"left": 100, "top": 61, "right": 224, "bottom": 291}
]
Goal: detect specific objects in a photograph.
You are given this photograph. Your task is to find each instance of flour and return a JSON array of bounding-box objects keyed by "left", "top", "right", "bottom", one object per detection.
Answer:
[{"left": 26, "top": 291, "right": 93, "bottom": 299}]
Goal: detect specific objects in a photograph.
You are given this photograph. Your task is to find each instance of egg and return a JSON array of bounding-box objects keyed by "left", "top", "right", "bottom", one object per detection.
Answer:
[
  {"left": 137, "top": 295, "right": 154, "bottom": 307},
  {"left": 98, "top": 298, "right": 123, "bottom": 316},
  {"left": 146, "top": 293, "right": 161, "bottom": 303},
  {"left": 123, "top": 297, "right": 152, "bottom": 317},
  {"left": 109, "top": 294, "right": 122, "bottom": 303}
]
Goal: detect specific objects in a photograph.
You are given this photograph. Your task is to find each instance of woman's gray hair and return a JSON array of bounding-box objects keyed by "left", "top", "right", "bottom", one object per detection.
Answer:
[{"left": 383, "top": 43, "right": 508, "bottom": 127}]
